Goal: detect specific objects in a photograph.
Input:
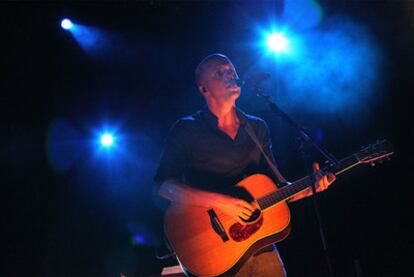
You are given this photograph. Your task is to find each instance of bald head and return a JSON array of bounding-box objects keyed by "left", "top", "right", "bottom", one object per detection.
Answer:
[{"left": 195, "top": 53, "right": 232, "bottom": 86}]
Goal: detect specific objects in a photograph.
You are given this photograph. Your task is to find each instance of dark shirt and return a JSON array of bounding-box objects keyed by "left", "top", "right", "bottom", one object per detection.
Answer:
[{"left": 154, "top": 106, "right": 283, "bottom": 191}]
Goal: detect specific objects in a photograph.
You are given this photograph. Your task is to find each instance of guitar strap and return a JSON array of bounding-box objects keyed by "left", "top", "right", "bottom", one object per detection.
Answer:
[{"left": 244, "top": 122, "right": 287, "bottom": 184}]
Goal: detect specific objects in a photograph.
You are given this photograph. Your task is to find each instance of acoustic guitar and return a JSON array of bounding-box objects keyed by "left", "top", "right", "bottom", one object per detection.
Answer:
[{"left": 164, "top": 140, "right": 393, "bottom": 276}]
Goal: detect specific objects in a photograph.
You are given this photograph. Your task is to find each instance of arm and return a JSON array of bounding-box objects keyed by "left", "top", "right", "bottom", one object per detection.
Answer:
[{"left": 159, "top": 178, "right": 256, "bottom": 223}]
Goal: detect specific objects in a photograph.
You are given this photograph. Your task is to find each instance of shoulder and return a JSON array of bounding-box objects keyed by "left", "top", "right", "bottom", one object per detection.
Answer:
[
  {"left": 167, "top": 113, "right": 200, "bottom": 138},
  {"left": 174, "top": 114, "right": 197, "bottom": 127},
  {"left": 245, "top": 113, "right": 267, "bottom": 126},
  {"left": 239, "top": 110, "right": 271, "bottom": 141},
  {"left": 240, "top": 110, "right": 269, "bottom": 131},
  {"left": 174, "top": 110, "right": 204, "bottom": 129}
]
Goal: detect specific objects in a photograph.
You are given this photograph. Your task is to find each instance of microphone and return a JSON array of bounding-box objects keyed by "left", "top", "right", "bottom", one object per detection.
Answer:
[{"left": 234, "top": 73, "right": 271, "bottom": 88}]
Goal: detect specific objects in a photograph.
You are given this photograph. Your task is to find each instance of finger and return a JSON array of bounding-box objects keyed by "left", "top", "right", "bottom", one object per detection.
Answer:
[
  {"left": 242, "top": 210, "right": 252, "bottom": 217},
  {"left": 316, "top": 176, "right": 327, "bottom": 192},
  {"left": 322, "top": 176, "right": 329, "bottom": 188},
  {"left": 313, "top": 162, "right": 320, "bottom": 172},
  {"left": 238, "top": 200, "right": 255, "bottom": 212},
  {"left": 327, "top": 173, "right": 336, "bottom": 183},
  {"left": 314, "top": 171, "right": 323, "bottom": 184},
  {"left": 234, "top": 215, "right": 245, "bottom": 224},
  {"left": 237, "top": 213, "right": 249, "bottom": 223},
  {"left": 321, "top": 174, "right": 332, "bottom": 188},
  {"left": 251, "top": 200, "right": 260, "bottom": 210},
  {"left": 315, "top": 171, "right": 323, "bottom": 180},
  {"left": 240, "top": 207, "right": 253, "bottom": 216}
]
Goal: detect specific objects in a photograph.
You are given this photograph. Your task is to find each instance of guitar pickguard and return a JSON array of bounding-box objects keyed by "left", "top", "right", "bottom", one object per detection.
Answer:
[{"left": 229, "top": 217, "right": 263, "bottom": 242}]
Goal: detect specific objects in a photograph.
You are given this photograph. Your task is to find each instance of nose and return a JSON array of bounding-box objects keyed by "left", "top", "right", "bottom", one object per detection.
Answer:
[
  {"left": 222, "top": 69, "right": 237, "bottom": 80},
  {"left": 226, "top": 71, "right": 237, "bottom": 79},
  {"left": 225, "top": 77, "right": 243, "bottom": 89},
  {"left": 224, "top": 75, "right": 238, "bottom": 85}
]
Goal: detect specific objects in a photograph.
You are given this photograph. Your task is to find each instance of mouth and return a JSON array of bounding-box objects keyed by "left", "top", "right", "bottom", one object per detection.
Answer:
[
  {"left": 225, "top": 81, "right": 240, "bottom": 89},
  {"left": 225, "top": 78, "right": 241, "bottom": 89},
  {"left": 225, "top": 82, "right": 240, "bottom": 89}
]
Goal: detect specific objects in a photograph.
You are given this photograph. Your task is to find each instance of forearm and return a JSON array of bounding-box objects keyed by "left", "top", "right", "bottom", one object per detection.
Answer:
[{"left": 158, "top": 178, "right": 222, "bottom": 208}]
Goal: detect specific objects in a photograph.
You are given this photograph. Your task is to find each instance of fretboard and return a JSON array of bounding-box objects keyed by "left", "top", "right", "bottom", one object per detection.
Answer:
[{"left": 257, "top": 154, "right": 361, "bottom": 210}]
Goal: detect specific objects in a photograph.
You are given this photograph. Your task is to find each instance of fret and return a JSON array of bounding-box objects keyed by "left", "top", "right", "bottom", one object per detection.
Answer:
[
  {"left": 328, "top": 155, "right": 360, "bottom": 176},
  {"left": 258, "top": 176, "right": 313, "bottom": 209},
  {"left": 256, "top": 140, "right": 391, "bottom": 210}
]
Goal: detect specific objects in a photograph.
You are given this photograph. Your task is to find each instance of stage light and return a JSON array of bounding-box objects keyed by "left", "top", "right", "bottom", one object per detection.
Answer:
[
  {"left": 131, "top": 234, "right": 145, "bottom": 246},
  {"left": 100, "top": 133, "right": 114, "bottom": 147},
  {"left": 61, "top": 19, "right": 73, "bottom": 30},
  {"left": 267, "top": 33, "right": 289, "bottom": 53}
]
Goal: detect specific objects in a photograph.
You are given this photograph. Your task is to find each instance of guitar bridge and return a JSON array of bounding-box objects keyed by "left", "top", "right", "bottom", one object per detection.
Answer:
[{"left": 207, "top": 209, "right": 229, "bottom": 242}]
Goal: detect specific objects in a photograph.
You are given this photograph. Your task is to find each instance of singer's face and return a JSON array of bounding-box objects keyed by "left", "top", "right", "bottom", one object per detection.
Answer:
[{"left": 203, "top": 61, "right": 241, "bottom": 102}]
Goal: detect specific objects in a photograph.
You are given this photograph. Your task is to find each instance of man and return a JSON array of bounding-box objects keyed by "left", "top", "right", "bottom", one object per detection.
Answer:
[{"left": 154, "top": 53, "right": 335, "bottom": 276}]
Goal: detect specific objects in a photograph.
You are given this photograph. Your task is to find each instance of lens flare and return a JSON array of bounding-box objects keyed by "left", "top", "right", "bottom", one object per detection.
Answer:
[
  {"left": 61, "top": 19, "right": 73, "bottom": 30},
  {"left": 100, "top": 134, "right": 114, "bottom": 147},
  {"left": 267, "top": 33, "right": 289, "bottom": 53}
]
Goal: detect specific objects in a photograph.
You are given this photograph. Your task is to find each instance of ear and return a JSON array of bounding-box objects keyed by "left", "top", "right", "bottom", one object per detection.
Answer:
[{"left": 198, "top": 85, "right": 207, "bottom": 94}]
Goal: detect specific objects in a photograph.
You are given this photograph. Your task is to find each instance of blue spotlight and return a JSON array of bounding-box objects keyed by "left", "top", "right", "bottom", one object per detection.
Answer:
[
  {"left": 131, "top": 234, "right": 145, "bottom": 246},
  {"left": 100, "top": 133, "right": 114, "bottom": 147},
  {"left": 61, "top": 19, "right": 73, "bottom": 30},
  {"left": 267, "top": 33, "right": 289, "bottom": 53}
]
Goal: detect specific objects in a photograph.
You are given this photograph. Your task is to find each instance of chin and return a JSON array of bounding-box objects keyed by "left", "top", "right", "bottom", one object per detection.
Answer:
[
  {"left": 222, "top": 88, "right": 241, "bottom": 101},
  {"left": 227, "top": 92, "right": 240, "bottom": 102}
]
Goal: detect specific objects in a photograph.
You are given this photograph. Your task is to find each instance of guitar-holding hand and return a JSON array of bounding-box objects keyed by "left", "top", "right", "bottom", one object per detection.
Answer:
[
  {"left": 288, "top": 162, "right": 336, "bottom": 202},
  {"left": 313, "top": 162, "right": 336, "bottom": 192},
  {"left": 159, "top": 178, "right": 256, "bottom": 224},
  {"left": 211, "top": 194, "right": 256, "bottom": 224}
]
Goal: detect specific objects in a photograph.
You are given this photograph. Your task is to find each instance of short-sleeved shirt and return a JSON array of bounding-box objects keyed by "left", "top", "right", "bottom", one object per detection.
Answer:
[{"left": 154, "top": 106, "right": 283, "bottom": 191}]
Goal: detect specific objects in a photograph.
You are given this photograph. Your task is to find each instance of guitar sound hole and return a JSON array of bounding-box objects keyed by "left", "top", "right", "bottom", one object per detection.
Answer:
[{"left": 240, "top": 209, "right": 261, "bottom": 223}]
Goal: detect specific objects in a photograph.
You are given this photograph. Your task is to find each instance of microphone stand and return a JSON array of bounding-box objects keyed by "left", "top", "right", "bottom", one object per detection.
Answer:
[{"left": 255, "top": 87, "right": 337, "bottom": 277}]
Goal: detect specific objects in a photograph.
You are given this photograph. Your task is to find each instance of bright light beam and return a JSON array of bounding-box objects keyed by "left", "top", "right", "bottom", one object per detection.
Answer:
[
  {"left": 100, "top": 134, "right": 114, "bottom": 147},
  {"left": 267, "top": 33, "right": 289, "bottom": 54},
  {"left": 61, "top": 19, "right": 73, "bottom": 30}
]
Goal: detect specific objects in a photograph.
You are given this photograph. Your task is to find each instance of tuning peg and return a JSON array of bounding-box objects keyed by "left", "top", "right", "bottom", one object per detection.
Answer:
[{"left": 324, "top": 160, "right": 333, "bottom": 167}]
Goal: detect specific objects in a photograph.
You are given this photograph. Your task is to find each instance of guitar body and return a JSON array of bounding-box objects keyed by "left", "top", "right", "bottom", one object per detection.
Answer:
[{"left": 164, "top": 174, "right": 291, "bottom": 277}]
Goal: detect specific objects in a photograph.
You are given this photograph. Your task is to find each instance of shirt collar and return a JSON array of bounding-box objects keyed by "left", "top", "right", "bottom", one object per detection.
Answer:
[{"left": 201, "top": 105, "right": 248, "bottom": 128}]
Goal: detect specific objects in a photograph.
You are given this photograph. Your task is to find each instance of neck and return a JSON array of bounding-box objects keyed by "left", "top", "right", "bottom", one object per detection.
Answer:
[{"left": 207, "top": 101, "right": 238, "bottom": 125}]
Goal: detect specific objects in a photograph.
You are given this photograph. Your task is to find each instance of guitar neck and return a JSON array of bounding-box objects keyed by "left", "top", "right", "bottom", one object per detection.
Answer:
[{"left": 257, "top": 154, "right": 361, "bottom": 210}]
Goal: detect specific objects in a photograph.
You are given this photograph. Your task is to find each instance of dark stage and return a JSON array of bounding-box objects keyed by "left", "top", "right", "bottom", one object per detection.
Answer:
[{"left": 1, "top": 1, "right": 413, "bottom": 276}]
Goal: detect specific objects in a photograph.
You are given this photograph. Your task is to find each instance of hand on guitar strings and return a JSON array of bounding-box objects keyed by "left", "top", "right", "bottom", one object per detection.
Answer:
[
  {"left": 213, "top": 194, "right": 258, "bottom": 224},
  {"left": 313, "top": 162, "right": 336, "bottom": 193}
]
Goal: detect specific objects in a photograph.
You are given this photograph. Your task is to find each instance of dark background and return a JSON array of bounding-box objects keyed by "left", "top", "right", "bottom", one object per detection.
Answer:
[{"left": 1, "top": 1, "right": 413, "bottom": 276}]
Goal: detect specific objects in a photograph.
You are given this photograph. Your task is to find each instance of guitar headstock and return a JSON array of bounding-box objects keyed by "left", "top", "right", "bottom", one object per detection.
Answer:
[{"left": 357, "top": 139, "right": 394, "bottom": 166}]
